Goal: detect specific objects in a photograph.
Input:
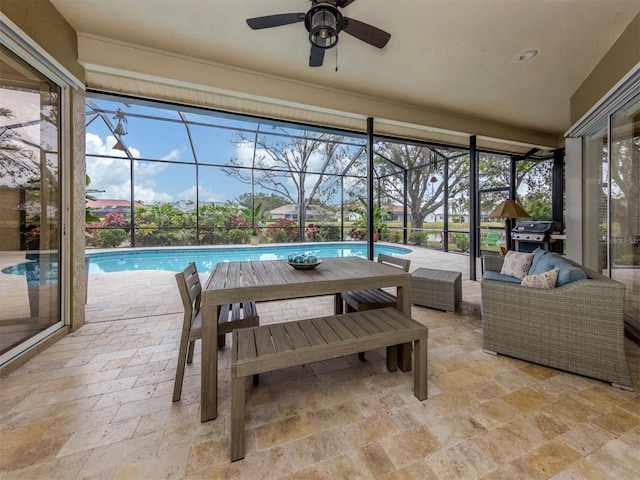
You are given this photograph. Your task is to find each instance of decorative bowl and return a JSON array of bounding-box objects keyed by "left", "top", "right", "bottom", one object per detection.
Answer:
[
  {"left": 287, "top": 252, "right": 319, "bottom": 268},
  {"left": 287, "top": 261, "right": 321, "bottom": 270}
]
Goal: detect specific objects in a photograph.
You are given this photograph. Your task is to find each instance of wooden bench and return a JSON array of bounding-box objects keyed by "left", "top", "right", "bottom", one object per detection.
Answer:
[{"left": 230, "top": 307, "right": 429, "bottom": 461}]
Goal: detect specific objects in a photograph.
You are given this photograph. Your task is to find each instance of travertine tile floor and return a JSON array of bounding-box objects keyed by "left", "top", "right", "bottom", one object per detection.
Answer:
[{"left": 1, "top": 248, "right": 639, "bottom": 479}]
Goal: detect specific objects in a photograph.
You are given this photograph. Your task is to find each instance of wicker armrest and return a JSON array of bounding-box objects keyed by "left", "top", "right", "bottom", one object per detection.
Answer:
[{"left": 483, "top": 255, "right": 504, "bottom": 273}]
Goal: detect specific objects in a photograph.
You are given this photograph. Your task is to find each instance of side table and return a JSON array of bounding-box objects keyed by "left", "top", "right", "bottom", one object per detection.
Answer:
[{"left": 411, "top": 267, "right": 462, "bottom": 313}]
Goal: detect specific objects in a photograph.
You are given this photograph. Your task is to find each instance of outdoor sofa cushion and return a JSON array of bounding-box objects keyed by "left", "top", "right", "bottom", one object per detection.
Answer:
[{"left": 529, "top": 248, "right": 587, "bottom": 286}]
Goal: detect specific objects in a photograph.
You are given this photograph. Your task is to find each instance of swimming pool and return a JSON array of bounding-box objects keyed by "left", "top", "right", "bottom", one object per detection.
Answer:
[{"left": 87, "top": 243, "right": 412, "bottom": 274}]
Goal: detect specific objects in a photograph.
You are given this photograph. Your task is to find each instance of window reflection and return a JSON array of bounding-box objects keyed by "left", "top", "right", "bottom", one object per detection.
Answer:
[{"left": 0, "top": 45, "right": 61, "bottom": 357}]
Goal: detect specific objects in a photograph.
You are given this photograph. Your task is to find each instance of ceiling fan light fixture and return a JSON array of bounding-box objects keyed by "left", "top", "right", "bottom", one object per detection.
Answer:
[{"left": 309, "top": 9, "right": 338, "bottom": 49}]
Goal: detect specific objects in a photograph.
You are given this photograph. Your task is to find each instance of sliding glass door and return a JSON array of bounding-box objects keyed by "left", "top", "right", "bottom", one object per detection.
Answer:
[
  {"left": 610, "top": 94, "right": 640, "bottom": 331},
  {"left": 0, "top": 44, "right": 62, "bottom": 362}
]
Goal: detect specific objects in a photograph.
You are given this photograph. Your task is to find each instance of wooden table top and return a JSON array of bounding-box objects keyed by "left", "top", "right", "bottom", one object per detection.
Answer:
[{"left": 202, "top": 256, "right": 411, "bottom": 305}]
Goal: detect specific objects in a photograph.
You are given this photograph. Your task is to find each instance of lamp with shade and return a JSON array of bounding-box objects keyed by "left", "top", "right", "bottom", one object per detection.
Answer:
[{"left": 489, "top": 199, "right": 531, "bottom": 251}]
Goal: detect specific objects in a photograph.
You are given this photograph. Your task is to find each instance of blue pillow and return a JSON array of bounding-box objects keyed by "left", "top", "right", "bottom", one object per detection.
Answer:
[
  {"left": 529, "top": 248, "right": 549, "bottom": 274},
  {"left": 529, "top": 251, "right": 587, "bottom": 286},
  {"left": 554, "top": 259, "right": 587, "bottom": 286},
  {"left": 529, "top": 249, "right": 555, "bottom": 276}
]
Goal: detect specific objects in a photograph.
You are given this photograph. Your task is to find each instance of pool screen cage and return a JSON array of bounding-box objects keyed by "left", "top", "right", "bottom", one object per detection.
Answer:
[{"left": 84, "top": 92, "right": 561, "bottom": 264}]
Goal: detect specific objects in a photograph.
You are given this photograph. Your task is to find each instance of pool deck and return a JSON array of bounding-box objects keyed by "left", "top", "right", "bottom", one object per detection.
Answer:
[
  {"left": 85, "top": 243, "right": 483, "bottom": 323},
  {"left": 2, "top": 244, "right": 639, "bottom": 479}
]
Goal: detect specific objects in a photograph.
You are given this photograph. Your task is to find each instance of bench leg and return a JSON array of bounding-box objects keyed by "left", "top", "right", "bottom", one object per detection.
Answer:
[
  {"left": 334, "top": 293, "right": 343, "bottom": 314},
  {"left": 386, "top": 345, "right": 398, "bottom": 372},
  {"left": 230, "top": 376, "right": 246, "bottom": 461},
  {"left": 413, "top": 337, "right": 428, "bottom": 400},
  {"left": 398, "top": 342, "right": 412, "bottom": 371}
]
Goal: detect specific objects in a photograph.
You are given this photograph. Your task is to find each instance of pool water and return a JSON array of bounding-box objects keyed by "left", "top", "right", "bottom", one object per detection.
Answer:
[{"left": 87, "top": 243, "right": 412, "bottom": 274}]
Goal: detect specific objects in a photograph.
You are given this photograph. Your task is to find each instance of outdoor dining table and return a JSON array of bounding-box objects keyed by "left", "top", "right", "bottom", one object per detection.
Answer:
[{"left": 199, "top": 256, "right": 412, "bottom": 422}]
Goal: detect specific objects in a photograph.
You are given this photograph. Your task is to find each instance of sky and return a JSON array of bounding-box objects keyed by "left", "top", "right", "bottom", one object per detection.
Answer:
[
  {"left": 85, "top": 97, "right": 363, "bottom": 207},
  {"left": 85, "top": 104, "right": 246, "bottom": 205}
]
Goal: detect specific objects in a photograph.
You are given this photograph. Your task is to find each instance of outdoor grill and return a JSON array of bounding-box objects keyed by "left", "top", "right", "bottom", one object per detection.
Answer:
[{"left": 512, "top": 220, "right": 563, "bottom": 253}]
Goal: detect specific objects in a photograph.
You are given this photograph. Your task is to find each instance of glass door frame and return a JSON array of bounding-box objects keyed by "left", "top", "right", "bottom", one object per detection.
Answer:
[{"left": 0, "top": 16, "right": 76, "bottom": 365}]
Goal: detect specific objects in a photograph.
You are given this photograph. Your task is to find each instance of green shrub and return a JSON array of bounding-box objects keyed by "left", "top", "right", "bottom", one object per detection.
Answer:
[
  {"left": 409, "top": 231, "right": 425, "bottom": 245},
  {"left": 450, "top": 232, "right": 470, "bottom": 253},
  {"left": 268, "top": 219, "right": 299, "bottom": 242},
  {"left": 272, "top": 230, "right": 293, "bottom": 243},
  {"left": 100, "top": 228, "right": 127, "bottom": 248},
  {"left": 227, "top": 228, "right": 246, "bottom": 244},
  {"left": 387, "top": 230, "right": 402, "bottom": 243},
  {"left": 200, "top": 228, "right": 228, "bottom": 245},
  {"left": 319, "top": 224, "right": 341, "bottom": 241}
]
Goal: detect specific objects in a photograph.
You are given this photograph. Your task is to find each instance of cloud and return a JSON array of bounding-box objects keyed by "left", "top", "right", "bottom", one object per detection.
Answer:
[
  {"left": 85, "top": 132, "right": 173, "bottom": 204},
  {"left": 235, "top": 140, "right": 274, "bottom": 168},
  {"left": 162, "top": 148, "right": 183, "bottom": 161},
  {"left": 85, "top": 132, "right": 141, "bottom": 158},
  {"left": 178, "top": 184, "right": 226, "bottom": 203}
]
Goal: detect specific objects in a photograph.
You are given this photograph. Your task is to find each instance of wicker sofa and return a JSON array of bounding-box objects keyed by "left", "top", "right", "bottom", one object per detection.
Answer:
[{"left": 481, "top": 254, "right": 634, "bottom": 390}]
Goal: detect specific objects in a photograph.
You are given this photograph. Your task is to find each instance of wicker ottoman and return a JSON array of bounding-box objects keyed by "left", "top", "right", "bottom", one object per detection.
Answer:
[{"left": 411, "top": 268, "right": 462, "bottom": 313}]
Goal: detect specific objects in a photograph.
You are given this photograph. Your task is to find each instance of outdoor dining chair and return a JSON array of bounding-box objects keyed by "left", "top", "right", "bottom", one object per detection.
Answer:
[
  {"left": 338, "top": 254, "right": 411, "bottom": 360},
  {"left": 173, "top": 262, "right": 260, "bottom": 402}
]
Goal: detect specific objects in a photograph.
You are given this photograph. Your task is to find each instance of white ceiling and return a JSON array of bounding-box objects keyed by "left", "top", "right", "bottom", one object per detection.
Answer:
[{"left": 51, "top": 0, "right": 639, "bottom": 140}]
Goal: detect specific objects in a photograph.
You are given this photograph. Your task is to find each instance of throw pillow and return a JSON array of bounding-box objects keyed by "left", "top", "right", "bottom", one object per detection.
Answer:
[
  {"left": 528, "top": 251, "right": 588, "bottom": 286},
  {"left": 500, "top": 251, "right": 534, "bottom": 279},
  {"left": 521, "top": 268, "right": 559, "bottom": 288},
  {"left": 528, "top": 247, "right": 550, "bottom": 274},
  {"left": 554, "top": 259, "right": 588, "bottom": 286}
]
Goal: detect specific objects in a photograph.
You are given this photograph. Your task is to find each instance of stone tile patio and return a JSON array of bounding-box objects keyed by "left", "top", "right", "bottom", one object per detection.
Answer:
[{"left": 1, "top": 246, "right": 638, "bottom": 479}]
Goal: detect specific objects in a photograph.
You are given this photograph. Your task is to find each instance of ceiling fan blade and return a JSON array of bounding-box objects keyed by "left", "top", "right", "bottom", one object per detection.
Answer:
[
  {"left": 309, "top": 44, "right": 325, "bottom": 67},
  {"left": 342, "top": 17, "right": 391, "bottom": 48},
  {"left": 336, "top": 0, "right": 357, "bottom": 7},
  {"left": 246, "top": 13, "right": 305, "bottom": 30}
]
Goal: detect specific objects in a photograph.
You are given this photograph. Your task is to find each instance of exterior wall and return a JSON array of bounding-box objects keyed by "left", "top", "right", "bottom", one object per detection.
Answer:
[
  {"left": 570, "top": 13, "right": 640, "bottom": 126},
  {"left": 70, "top": 87, "right": 86, "bottom": 332},
  {"left": 0, "top": 0, "right": 84, "bottom": 80}
]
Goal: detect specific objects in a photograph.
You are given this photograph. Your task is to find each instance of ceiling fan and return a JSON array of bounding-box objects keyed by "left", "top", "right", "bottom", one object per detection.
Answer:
[{"left": 246, "top": 0, "right": 391, "bottom": 67}]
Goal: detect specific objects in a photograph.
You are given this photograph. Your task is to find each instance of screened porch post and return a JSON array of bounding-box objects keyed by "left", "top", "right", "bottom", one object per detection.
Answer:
[
  {"left": 469, "top": 135, "right": 477, "bottom": 280},
  {"left": 367, "top": 117, "right": 374, "bottom": 260}
]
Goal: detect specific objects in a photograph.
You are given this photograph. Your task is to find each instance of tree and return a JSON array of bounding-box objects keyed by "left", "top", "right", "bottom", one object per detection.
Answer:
[
  {"left": 521, "top": 192, "right": 552, "bottom": 220},
  {"left": 136, "top": 203, "right": 192, "bottom": 227},
  {"left": 223, "top": 129, "right": 348, "bottom": 239},
  {"left": 235, "top": 192, "right": 288, "bottom": 213},
  {"left": 0, "top": 107, "right": 38, "bottom": 188},
  {"left": 372, "top": 143, "right": 469, "bottom": 229},
  {"left": 479, "top": 154, "right": 553, "bottom": 218}
]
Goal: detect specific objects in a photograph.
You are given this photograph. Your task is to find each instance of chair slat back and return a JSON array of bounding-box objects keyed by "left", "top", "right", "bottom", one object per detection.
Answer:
[
  {"left": 175, "top": 262, "right": 202, "bottom": 327},
  {"left": 377, "top": 254, "right": 411, "bottom": 272}
]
